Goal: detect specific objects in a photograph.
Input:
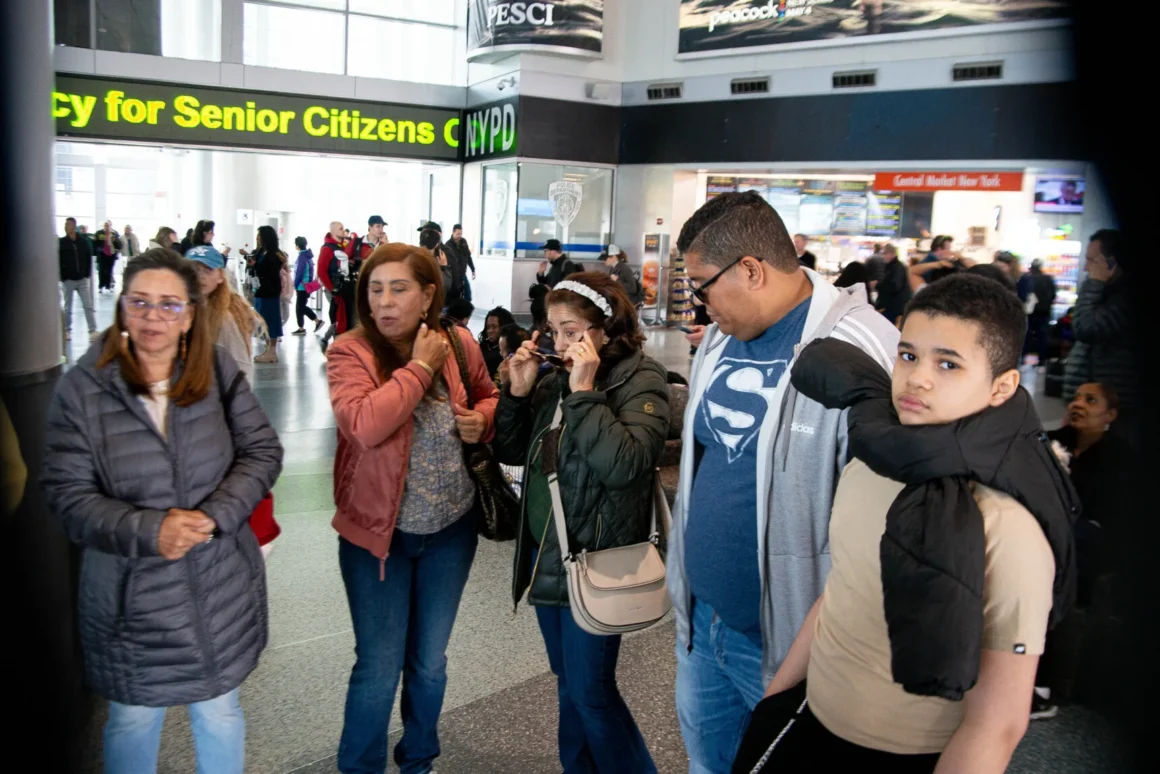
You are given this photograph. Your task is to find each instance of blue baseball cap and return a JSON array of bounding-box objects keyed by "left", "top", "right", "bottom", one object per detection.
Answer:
[{"left": 186, "top": 245, "right": 225, "bottom": 270}]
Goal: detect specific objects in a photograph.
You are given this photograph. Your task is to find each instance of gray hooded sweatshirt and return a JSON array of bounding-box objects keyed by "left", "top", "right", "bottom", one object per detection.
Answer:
[{"left": 668, "top": 270, "right": 901, "bottom": 685}]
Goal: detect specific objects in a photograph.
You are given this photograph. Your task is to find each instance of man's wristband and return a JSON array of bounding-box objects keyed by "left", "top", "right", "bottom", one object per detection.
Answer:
[{"left": 412, "top": 359, "right": 435, "bottom": 379}]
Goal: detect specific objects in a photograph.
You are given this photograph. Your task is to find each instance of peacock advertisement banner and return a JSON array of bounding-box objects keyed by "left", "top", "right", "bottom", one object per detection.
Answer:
[
  {"left": 468, "top": 1, "right": 603, "bottom": 61},
  {"left": 677, "top": 0, "right": 1070, "bottom": 56}
]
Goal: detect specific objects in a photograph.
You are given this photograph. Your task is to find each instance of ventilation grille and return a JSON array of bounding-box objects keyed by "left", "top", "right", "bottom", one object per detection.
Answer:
[
  {"left": 953, "top": 61, "right": 1004, "bottom": 82},
  {"left": 730, "top": 77, "right": 770, "bottom": 95},
  {"left": 646, "top": 83, "right": 683, "bottom": 101},
  {"left": 832, "top": 70, "right": 877, "bottom": 89}
]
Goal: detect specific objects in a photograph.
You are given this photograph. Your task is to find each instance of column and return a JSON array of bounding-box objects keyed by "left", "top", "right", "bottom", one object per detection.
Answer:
[{"left": 0, "top": 0, "right": 92, "bottom": 769}]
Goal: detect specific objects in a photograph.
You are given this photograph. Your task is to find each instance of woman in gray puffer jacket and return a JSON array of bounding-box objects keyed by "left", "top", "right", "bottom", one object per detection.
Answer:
[{"left": 42, "top": 249, "right": 283, "bottom": 774}]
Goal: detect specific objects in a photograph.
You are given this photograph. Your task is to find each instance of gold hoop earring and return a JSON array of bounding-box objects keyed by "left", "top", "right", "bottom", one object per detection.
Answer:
[{"left": 179, "top": 332, "right": 188, "bottom": 361}]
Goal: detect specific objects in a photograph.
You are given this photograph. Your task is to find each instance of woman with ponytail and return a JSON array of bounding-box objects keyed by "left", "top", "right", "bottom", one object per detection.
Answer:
[{"left": 41, "top": 249, "right": 283, "bottom": 774}]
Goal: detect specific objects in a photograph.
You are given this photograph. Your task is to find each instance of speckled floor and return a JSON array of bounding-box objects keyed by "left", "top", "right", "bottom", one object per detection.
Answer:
[{"left": 65, "top": 293, "right": 1115, "bottom": 773}]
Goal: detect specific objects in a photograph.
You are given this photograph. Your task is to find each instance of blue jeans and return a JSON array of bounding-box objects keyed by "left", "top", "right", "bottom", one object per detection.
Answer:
[
  {"left": 103, "top": 688, "right": 244, "bottom": 774},
  {"left": 676, "top": 599, "right": 766, "bottom": 774},
  {"left": 337, "top": 514, "right": 478, "bottom": 774},
  {"left": 535, "top": 605, "right": 656, "bottom": 774}
]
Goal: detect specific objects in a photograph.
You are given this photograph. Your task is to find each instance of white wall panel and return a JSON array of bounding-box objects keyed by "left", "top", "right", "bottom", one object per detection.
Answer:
[{"left": 56, "top": 49, "right": 465, "bottom": 109}]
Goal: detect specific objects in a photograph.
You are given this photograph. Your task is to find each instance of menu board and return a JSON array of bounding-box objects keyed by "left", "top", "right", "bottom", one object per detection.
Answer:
[
  {"left": 736, "top": 177, "right": 770, "bottom": 198},
  {"left": 798, "top": 180, "right": 835, "bottom": 236},
  {"left": 706, "top": 176, "right": 737, "bottom": 199},
  {"left": 831, "top": 181, "right": 869, "bottom": 235},
  {"left": 866, "top": 190, "right": 902, "bottom": 238},
  {"left": 766, "top": 179, "right": 802, "bottom": 235}
]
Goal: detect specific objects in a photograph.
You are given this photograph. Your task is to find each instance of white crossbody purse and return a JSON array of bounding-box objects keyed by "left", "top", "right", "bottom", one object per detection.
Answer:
[{"left": 544, "top": 401, "right": 672, "bottom": 636}]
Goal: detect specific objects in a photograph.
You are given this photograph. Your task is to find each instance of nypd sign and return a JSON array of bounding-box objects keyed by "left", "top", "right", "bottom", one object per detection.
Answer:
[{"left": 463, "top": 99, "right": 518, "bottom": 160}]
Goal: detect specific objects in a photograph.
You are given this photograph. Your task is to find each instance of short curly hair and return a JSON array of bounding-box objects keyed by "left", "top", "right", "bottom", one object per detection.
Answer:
[{"left": 903, "top": 273, "right": 1026, "bottom": 376}]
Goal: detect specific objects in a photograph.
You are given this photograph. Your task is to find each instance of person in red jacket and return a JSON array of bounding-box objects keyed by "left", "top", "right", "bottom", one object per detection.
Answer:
[
  {"left": 318, "top": 221, "right": 348, "bottom": 354},
  {"left": 327, "top": 243, "right": 497, "bottom": 774}
]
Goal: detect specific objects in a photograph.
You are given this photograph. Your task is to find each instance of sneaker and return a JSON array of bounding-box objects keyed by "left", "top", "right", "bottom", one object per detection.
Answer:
[
  {"left": 291, "top": 328, "right": 307, "bottom": 336},
  {"left": 319, "top": 338, "right": 329, "bottom": 356},
  {"left": 254, "top": 348, "right": 279, "bottom": 364},
  {"left": 314, "top": 318, "right": 325, "bottom": 333},
  {"left": 89, "top": 330, "right": 101, "bottom": 341},
  {"left": 65, "top": 330, "right": 72, "bottom": 341},
  {"left": 1030, "top": 693, "right": 1059, "bottom": 720}
]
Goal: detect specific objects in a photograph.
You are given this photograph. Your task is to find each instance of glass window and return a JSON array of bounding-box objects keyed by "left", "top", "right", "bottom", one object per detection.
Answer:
[
  {"left": 160, "top": 0, "right": 222, "bottom": 62},
  {"left": 349, "top": 0, "right": 457, "bottom": 25},
  {"left": 243, "top": 2, "right": 345, "bottom": 74},
  {"left": 346, "top": 16, "right": 458, "bottom": 85},
  {"left": 516, "top": 164, "right": 613, "bottom": 260},
  {"left": 93, "top": 0, "right": 221, "bottom": 61},
  {"left": 481, "top": 163, "right": 518, "bottom": 258},
  {"left": 55, "top": 0, "right": 92, "bottom": 48},
  {"left": 261, "top": 0, "right": 346, "bottom": 9}
]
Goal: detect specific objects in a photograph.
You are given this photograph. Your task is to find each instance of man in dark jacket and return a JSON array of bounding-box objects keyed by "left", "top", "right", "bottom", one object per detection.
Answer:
[
  {"left": 59, "top": 216, "right": 98, "bottom": 339},
  {"left": 1064, "top": 229, "right": 1135, "bottom": 412},
  {"left": 535, "top": 239, "right": 580, "bottom": 288},
  {"left": 93, "top": 219, "right": 123, "bottom": 293},
  {"left": 445, "top": 224, "right": 476, "bottom": 303},
  {"left": 1023, "top": 259, "right": 1058, "bottom": 364},
  {"left": 447, "top": 223, "right": 475, "bottom": 299},
  {"left": 874, "top": 243, "right": 912, "bottom": 326}
]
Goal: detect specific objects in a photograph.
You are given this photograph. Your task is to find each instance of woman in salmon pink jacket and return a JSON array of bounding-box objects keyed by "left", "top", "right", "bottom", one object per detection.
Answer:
[{"left": 326, "top": 243, "right": 498, "bottom": 774}]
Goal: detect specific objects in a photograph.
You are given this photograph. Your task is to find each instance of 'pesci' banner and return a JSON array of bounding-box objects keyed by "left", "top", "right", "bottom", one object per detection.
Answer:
[
  {"left": 677, "top": 0, "right": 1070, "bottom": 55},
  {"left": 468, "top": 0, "right": 603, "bottom": 61}
]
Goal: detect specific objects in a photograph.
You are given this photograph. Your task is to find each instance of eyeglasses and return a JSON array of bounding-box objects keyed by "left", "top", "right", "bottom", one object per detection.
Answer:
[
  {"left": 121, "top": 296, "right": 189, "bottom": 322},
  {"left": 690, "top": 256, "right": 750, "bottom": 304}
]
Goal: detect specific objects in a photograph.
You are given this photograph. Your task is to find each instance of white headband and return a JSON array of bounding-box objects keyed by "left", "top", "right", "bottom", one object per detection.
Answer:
[{"left": 554, "top": 280, "right": 613, "bottom": 317}]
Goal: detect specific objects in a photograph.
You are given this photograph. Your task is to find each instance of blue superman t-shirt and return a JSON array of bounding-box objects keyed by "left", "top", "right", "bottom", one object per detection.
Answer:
[{"left": 685, "top": 299, "right": 811, "bottom": 640}]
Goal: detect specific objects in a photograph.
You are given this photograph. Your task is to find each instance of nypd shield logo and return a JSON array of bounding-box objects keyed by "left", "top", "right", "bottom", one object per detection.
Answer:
[{"left": 549, "top": 180, "right": 583, "bottom": 228}]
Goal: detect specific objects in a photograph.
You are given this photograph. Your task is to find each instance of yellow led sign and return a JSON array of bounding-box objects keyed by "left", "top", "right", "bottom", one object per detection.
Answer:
[{"left": 53, "top": 75, "right": 462, "bottom": 161}]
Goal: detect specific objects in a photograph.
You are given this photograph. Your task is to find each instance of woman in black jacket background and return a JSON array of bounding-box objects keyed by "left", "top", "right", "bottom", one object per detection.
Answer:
[
  {"left": 493, "top": 272, "right": 670, "bottom": 774},
  {"left": 251, "top": 225, "right": 287, "bottom": 364}
]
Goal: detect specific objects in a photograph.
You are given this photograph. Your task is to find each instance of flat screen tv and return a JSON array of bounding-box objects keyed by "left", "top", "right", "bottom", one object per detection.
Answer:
[{"left": 1034, "top": 178, "right": 1085, "bottom": 214}]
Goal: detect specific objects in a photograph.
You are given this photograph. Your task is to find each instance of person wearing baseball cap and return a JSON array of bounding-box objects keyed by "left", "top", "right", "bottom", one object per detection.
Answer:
[
  {"left": 535, "top": 239, "right": 579, "bottom": 289},
  {"left": 365, "top": 215, "right": 387, "bottom": 248},
  {"left": 417, "top": 221, "right": 442, "bottom": 234},
  {"left": 603, "top": 244, "right": 643, "bottom": 307},
  {"left": 186, "top": 235, "right": 262, "bottom": 384}
]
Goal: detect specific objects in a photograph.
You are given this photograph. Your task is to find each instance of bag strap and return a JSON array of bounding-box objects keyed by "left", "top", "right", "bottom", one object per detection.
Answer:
[
  {"left": 544, "top": 398, "right": 665, "bottom": 561},
  {"left": 443, "top": 319, "right": 474, "bottom": 410},
  {"left": 545, "top": 400, "right": 572, "bottom": 558}
]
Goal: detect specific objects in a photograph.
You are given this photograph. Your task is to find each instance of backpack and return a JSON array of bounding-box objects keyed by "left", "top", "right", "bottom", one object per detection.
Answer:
[{"left": 628, "top": 268, "right": 644, "bottom": 305}]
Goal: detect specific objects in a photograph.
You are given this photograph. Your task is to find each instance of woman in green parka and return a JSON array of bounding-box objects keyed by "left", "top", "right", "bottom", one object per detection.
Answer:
[{"left": 493, "top": 271, "right": 670, "bottom": 774}]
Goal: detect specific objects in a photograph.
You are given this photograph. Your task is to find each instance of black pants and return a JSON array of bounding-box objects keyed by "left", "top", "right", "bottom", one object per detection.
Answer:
[
  {"left": 97, "top": 255, "right": 116, "bottom": 290},
  {"left": 733, "top": 684, "right": 940, "bottom": 773},
  {"left": 1024, "top": 314, "right": 1051, "bottom": 362},
  {"left": 295, "top": 289, "right": 318, "bottom": 327}
]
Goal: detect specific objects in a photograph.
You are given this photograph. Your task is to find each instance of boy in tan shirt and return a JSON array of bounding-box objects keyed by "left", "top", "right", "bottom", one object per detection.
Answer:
[{"left": 738, "top": 274, "right": 1074, "bottom": 772}]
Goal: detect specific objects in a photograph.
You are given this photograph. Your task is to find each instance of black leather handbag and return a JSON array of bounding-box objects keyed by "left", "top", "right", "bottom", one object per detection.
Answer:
[{"left": 444, "top": 320, "right": 520, "bottom": 542}]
